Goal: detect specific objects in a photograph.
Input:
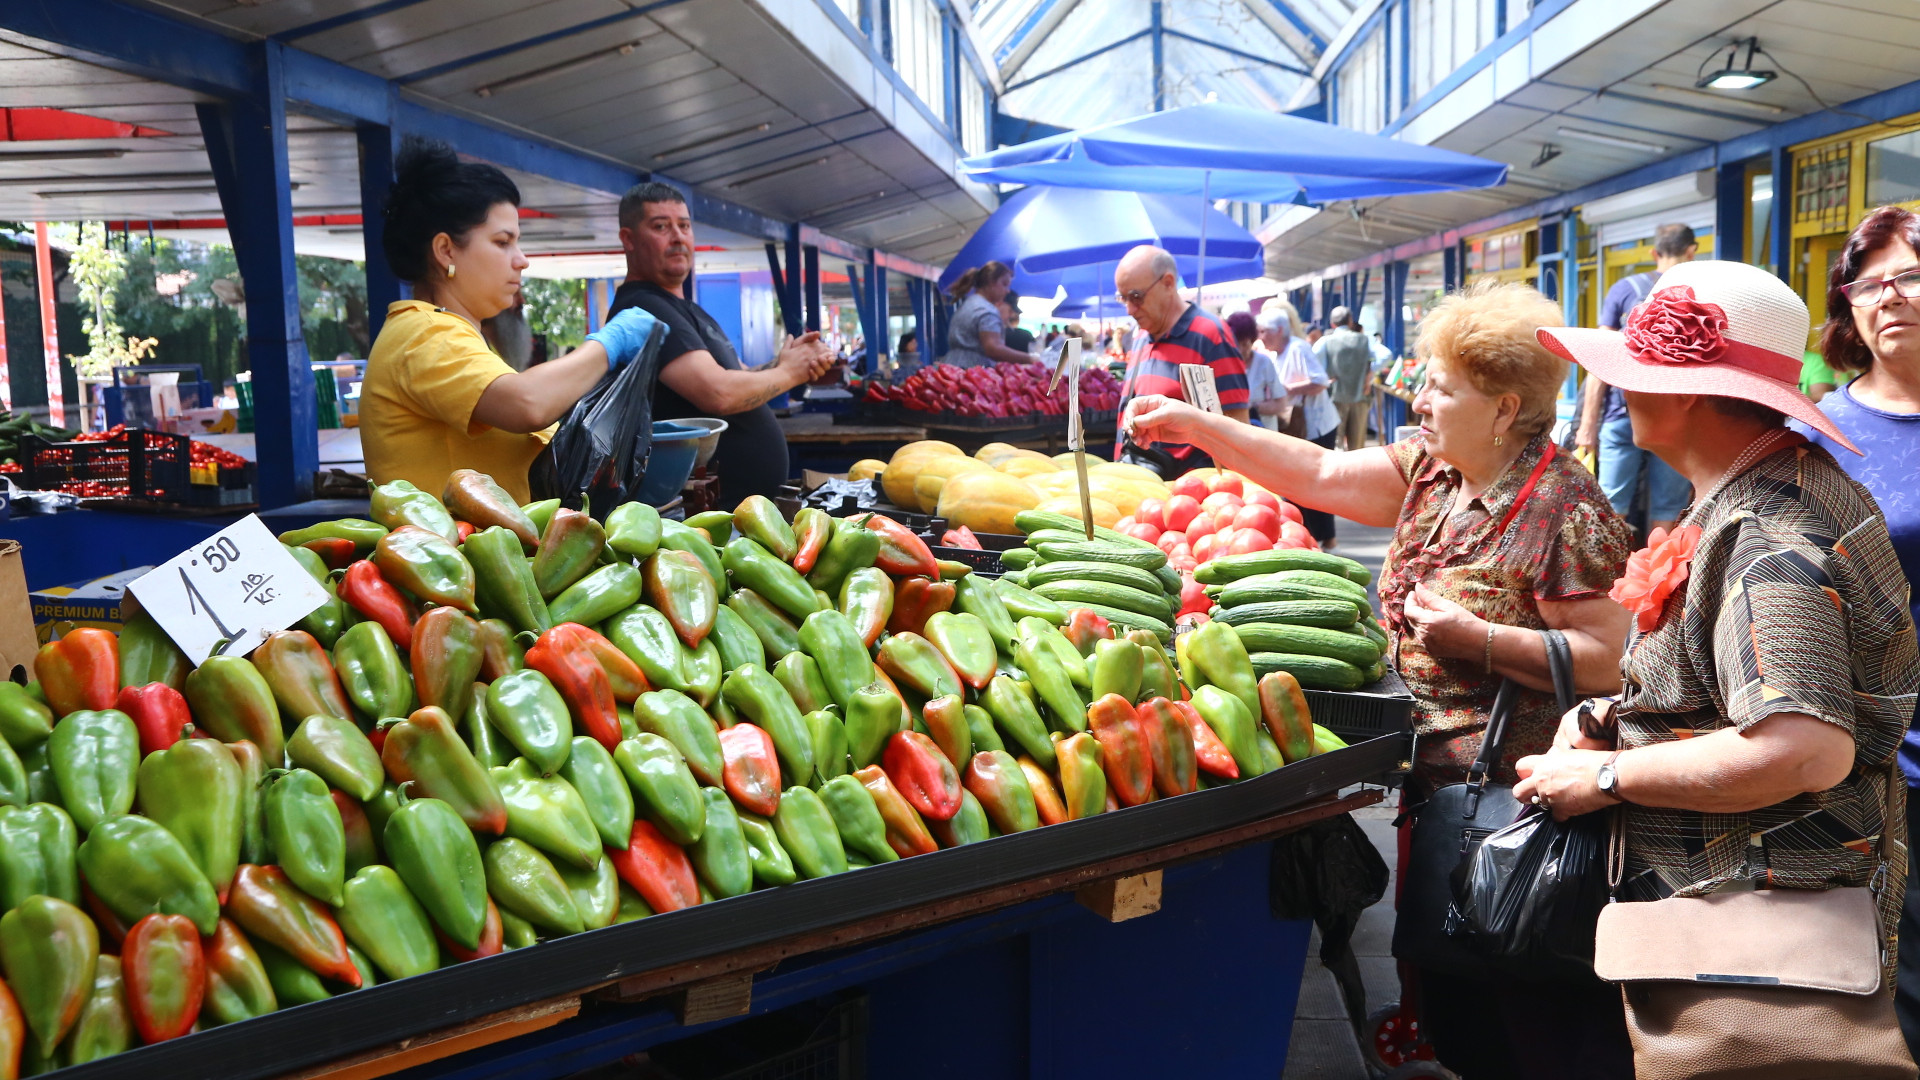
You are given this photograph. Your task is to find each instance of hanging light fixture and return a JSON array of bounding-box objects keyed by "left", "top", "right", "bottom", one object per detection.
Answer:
[{"left": 1696, "top": 38, "right": 1776, "bottom": 91}]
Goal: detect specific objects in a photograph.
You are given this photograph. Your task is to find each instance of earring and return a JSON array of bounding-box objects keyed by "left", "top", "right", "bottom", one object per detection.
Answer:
[
  {"left": 1493, "top": 434, "right": 1503, "bottom": 447},
  {"left": 445, "top": 264, "right": 456, "bottom": 278}
]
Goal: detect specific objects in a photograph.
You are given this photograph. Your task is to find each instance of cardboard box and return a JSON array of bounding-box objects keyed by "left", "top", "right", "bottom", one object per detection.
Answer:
[
  {"left": 30, "top": 565, "right": 154, "bottom": 645},
  {"left": 0, "top": 542, "right": 36, "bottom": 681}
]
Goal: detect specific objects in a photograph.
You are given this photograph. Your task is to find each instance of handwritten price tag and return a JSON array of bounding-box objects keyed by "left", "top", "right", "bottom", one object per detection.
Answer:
[{"left": 128, "top": 515, "right": 332, "bottom": 664}]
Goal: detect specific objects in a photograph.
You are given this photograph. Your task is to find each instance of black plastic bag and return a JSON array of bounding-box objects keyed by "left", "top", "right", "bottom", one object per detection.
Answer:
[
  {"left": 1270, "top": 813, "right": 1391, "bottom": 1029},
  {"left": 1450, "top": 806, "right": 1609, "bottom": 981},
  {"left": 527, "top": 322, "right": 667, "bottom": 516}
]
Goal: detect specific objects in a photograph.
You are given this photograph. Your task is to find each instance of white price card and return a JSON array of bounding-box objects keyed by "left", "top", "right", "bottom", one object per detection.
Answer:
[
  {"left": 127, "top": 515, "right": 331, "bottom": 664},
  {"left": 1178, "top": 363, "right": 1222, "bottom": 414}
]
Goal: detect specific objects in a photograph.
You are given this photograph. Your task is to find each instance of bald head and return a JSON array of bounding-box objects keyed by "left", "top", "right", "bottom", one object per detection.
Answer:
[{"left": 1116, "top": 245, "right": 1185, "bottom": 338}]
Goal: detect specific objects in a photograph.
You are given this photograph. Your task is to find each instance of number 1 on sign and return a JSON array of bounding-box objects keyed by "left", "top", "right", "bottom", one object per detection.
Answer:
[{"left": 179, "top": 567, "right": 241, "bottom": 657}]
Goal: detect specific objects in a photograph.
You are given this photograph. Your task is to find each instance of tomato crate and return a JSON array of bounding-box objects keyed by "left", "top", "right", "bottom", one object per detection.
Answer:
[{"left": 20, "top": 429, "right": 191, "bottom": 502}]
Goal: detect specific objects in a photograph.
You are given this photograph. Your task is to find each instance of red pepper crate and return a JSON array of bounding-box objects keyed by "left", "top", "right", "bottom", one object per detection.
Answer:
[{"left": 20, "top": 429, "right": 191, "bottom": 502}]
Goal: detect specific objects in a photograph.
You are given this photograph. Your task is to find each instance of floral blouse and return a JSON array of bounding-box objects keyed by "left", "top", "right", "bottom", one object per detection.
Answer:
[{"left": 1380, "top": 432, "right": 1633, "bottom": 791}]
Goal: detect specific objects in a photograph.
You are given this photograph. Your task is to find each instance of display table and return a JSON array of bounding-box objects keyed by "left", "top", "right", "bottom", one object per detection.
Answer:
[{"left": 2, "top": 499, "right": 370, "bottom": 590}]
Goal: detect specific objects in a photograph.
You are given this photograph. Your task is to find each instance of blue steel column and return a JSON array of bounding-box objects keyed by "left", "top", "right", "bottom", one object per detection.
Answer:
[
  {"left": 1150, "top": 0, "right": 1165, "bottom": 112},
  {"left": 1561, "top": 214, "right": 1581, "bottom": 329},
  {"left": 1442, "top": 244, "right": 1459, "bottom": 292},
  {"left": 870, "top": 258, "right": 889, "bottom": 373},
  {"left": 357, "top": 120, "right": 402, "bottom": 342},
  {"left": 1769, "top": 146, "right": 1791, "bottom": 282},
  {"left": 803, "top": 245, "right": 822, "bottom": 334},
  {"left": 1383, "top": 262, "right": 1406, "bottom": 357},
  {"left": 1716, "top": 160, "right": 1747, "bottom": 266},
  {"left": 845, "top": 262, "right": 870, "bottom": 361},
  {"left": 197, "top": 41, "right": 316, "bottom": 508}
]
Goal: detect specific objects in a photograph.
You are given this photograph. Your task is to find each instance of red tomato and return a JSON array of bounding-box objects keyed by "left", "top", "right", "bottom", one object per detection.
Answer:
[
  {"left": 1206, "top": 472, "right": 1244, "bottom": 497},
  {"left": 1211, "top": 507, "right": 1240, "bottom": 534},
  {"left": 1155, "top": 530, "right": 1186, "bottom": 554},
  {"left": 1279, "top": 521, "right": 1315, "bottom": 549},
  {"left": 1162, "top": 494, "right": 1202, "bottom": 533},
  {"left": 1168, "top": 553, "right": 1199, "bottom": 573},
  {"left": 1242, "top": 488, "right": 1280, "bottom": 512},
  {"left": 1168, "top": 543, "right": 1192, "bottom": 562},
  {"left": 1170, "top": 474, "right": 1210, "bottom": 503},
  {"left": 1137, "top": 497, "right": 1166, "bottom": 529},
  {"left": 1227, "top": 528, "right": 1275, "bottom": 555},
  {"left": 1123, "top": 520, "right": 1163, "bottom": 544},
  {"left": 1199, "top": 491, "right": 1243, "bottom": 517},
  {"left": 1178, "top": 578, "right": 1211, "bottom": 618},
  {"left": 1191, "top": 532, "right": 1220, "bottom": 564},
  {"left": 1232, "top": 504, "right": 1282, "bottom": 541},
  {"left": 1114, "top": 515, "right": 1136, "bottom": 532},
  {"left": 1276, "top": 501, "right": 1304, "bottom": 526}
]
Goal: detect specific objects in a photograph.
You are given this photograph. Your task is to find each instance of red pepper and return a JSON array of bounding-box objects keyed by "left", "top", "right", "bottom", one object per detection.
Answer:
[
  {"left": 1062, "top": 608, "right": 1113, "bottom": 656},
  {"left": 886, "top": 577, "right": 955, "bottom": 637},
  {"left": 299, "top": 537, "right": 359, "bottom": 571},
  {"left": 525, "top": 624, "right": 621, "bottom": 750},
  {"left": 577, "top": 628, "right": 647, "bottom": 703},
  {"left": 33, "top": 628, "right": 118, "bottom": 717},
  {"left": 881, "top": 730, "right": 962, "bottom": 822},
  {"left": 939, "top": 526, "right": 983, "bottom": 550},
  {"left": 790, "top": 509, "right": 832, "bottom": 575},
  {"left": 225, "top": 864, "right": 360, "bottom": 987},
  {"left": 455, "top": 520, "right": 476, "bottom": 543},
  {"left": 1138, "top": 697, "right": 1199, "bottom": 797},
  {"left": 853, "top": 765, "right": 937, "bottom": 857},
  {"left": 608, "top": 821, "right": 701, "bottom": 914},
  {"left": 1018, "top": 756, "right": 1069, "bottom": 825},
  {"left": 436, "top": 896, "right": 503, "bottom": 963},
  {"left": 81, "top": 876, "right": 132, "bottom": 951},
  {"left": 861, "top": 514, "right": 938, "bottom": 577},
  {"left": 1087, "top": 694, "right": 1155, "bottom": 807},
  {"left": 337, "top": 560, "right": 417, "bottom": 652},
  {"left": 718, "top": 723, "right": 781, "bottom": 817},
  {"left": 116, "top": 683, "right": 191, "bottom": 757},
  {"left": 122, "top": 914, "right": 204, "bottom": 1044},
  {"left": 1173, "top": 699, "right": 1239, "bottom": 779}
]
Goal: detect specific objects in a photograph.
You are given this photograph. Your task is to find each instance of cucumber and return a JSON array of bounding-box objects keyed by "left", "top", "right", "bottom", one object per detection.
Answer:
[
  {"left": 998, "top": 547, "right": 1037, "bottom": 569},
  {"left": 994, "top": 578, "right": 1066, "bottom": 624},
  {"left": 1070, "top": 602, "right": 1172, "bottom": 643},
  {"left": 1213, "top": 599, "right": 1356, "bottom": 630},
  {"left": 1025, "top": 560, "right": 1165, "bottom": 595},
  {"left": 1152, "top": 564, "right": 1183, "bottom": 596},
  {"left": 1016, "top": 511, "right": 1146, "bottom": 547},
  {"left": 1356, "top": 620, "right": 1388, "bottom": 650},
  {"left": 1032, "top": 539, "right": 1167, "bottom": 573},
  {"left": 1266, "top": 569, "right": 1369, "bottom": 603},
  {"left": 1226, "top": 621, "right": 1383, "bottom": 667},
  {"left": 1193, "top": 548, "right": 1370, "bottom": 585},
  {"left": 1026, "top": 527, "right": 1162, "bottom": 555},
  {"left": 1032, "top": 580, "right": 1174, "bottom": 621},
  {"left": 1248, "top": 652, "right": 1367, "bottom": 690},
  {"left": 998, "top": 569, "right": 1030, "bottom": 589},
  {"left": 1217, "top": 577, "right": 1363, "bottom": 612}
]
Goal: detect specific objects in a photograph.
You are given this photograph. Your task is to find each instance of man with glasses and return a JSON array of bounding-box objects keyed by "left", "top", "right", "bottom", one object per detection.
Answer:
[{"left": 1112, "top": 245, "right": 1249, "bottom": 476}]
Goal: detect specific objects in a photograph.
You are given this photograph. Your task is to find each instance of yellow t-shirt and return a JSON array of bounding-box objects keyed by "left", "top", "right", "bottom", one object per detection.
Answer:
[{"left": 360, "top": 300, "right": 553, "bottom": 503}]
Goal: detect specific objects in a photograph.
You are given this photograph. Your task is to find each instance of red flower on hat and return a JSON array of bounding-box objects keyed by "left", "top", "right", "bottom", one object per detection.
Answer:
[
  {"left": 1625, "top": 286, "right": 1730, "bottom": 365},
  {"left": 1610, "top": 524, "right": 1702, "bottom": 633}
]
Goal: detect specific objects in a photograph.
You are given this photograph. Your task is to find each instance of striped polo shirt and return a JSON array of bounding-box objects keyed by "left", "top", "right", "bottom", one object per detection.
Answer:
[{"left": 1119, "top": 302, "right": 1250, "bottom": 459}]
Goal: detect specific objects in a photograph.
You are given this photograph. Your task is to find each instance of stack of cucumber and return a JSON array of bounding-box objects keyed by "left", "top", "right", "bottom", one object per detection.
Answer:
[
  {"left": 1195, "top": 550, "right": 1388, "bottom": 691},
  {"left": 994, "top": 511, "right": 1183, "bottom": 642}
]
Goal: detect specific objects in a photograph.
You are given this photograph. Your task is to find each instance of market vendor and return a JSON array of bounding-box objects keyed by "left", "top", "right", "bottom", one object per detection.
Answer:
[
  {"left": 1112, "top": 246, "right": 1250, "bottom": 477},
  {"left": 361, "top": 137, "right": 660, "bottom": 503},
  {"left": 604, "top": 182, "right": 834, "bottom": 503}
]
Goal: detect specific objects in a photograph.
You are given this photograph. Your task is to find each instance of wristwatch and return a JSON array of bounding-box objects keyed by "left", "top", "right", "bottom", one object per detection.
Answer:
[{"left": 1596, "top": 749, "right": 1627, "bottom": 803}]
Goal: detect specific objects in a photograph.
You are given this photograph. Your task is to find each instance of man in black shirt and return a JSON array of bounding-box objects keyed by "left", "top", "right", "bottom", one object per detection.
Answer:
[
  {"left": 1001, "top": 291, "right": 1035, "bottom": 355},
  {"left": 604, "top": 182, "right": 832, "bottom": 502}
]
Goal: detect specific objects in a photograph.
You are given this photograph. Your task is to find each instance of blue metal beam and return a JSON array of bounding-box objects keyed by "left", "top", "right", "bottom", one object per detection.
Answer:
[
  {"left": 804, "top": 246, "right": 822, "bottom": 334},
  {"left": 996, "top": 0, "right": 1062, "bottom": 65},
  {"left": 870, "top": 258, "right": 890, "bottom": 372},
  {"left": 357, "top": 119, "right": 404, "bottom": 342},
  {"left": 278, "top": 0, "right": 436, "bottom": 42},
  {"left": 1715, "top": 162, "right": 1747, "bottom": 267},
  {"left": 1151, "top": 1, "right": 1165, "bottom": 112},
  {"left": 1251, "top": 0, "right": 1327, "bottom": 54},
  {"left": 1161, "top": 28, "right": 1310, "bottom": 77},
  {"left": 1004, "top": 28, "right": 1149, "bottom": 92}
]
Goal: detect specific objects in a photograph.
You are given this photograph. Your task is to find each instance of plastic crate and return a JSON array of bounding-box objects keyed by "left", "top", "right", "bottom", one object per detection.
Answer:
[
  {"left": 189, "top": 461, "right": 256, "bottom": 508},
  {"left": 1302, "top": 667, "right": 1415, "bottom": 748},
  {"left": 927, "top": 545, "right": 1004, "bottom": 575},
  {"left": 20, "top": 429, "right": 191, "bottom": 502}
]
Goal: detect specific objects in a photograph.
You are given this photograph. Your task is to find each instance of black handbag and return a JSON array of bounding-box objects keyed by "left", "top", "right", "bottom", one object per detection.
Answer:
[{"left": 1391, "top": 629, "right": 1578, "bottom": 981}]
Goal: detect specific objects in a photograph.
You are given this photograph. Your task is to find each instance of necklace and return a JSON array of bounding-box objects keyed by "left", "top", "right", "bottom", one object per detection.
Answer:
[{"left": 1677, "top": 428, "right": 1792, "bottom": 528}]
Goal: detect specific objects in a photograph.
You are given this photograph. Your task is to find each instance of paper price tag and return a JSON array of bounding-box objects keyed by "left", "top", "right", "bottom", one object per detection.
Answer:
[
  {"left": 1179, "top": 363, "right": 1222, "bottom": 414},
  {"left": 128, "top": 515, "right": 331, "bottom": 664}
]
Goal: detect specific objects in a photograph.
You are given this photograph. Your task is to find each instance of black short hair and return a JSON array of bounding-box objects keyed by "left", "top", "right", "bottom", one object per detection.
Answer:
[
  {"left": 383, "top": 136, "right": 520, "bottom": 284},
  {"left": 1653, "top": 224, "right": 1697, "bottom": 259},
  {"left": 1707, "top": 395, "right": 1786, "bottom": 427},
  {"left": 619, "top": 182, "right": 689, "bottom": 232},
  {"left": 1005, "top": 290, "right": 1021, "bottom": 305}
]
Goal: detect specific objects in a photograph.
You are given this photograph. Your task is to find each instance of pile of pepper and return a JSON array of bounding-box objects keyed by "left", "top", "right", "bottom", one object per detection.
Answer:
[
  {"left": 864, "top": 363, "right": 1122, "bottom": 418},
  {"left": 0, "top": 468, "right": 1351, "bottom": 1073}
]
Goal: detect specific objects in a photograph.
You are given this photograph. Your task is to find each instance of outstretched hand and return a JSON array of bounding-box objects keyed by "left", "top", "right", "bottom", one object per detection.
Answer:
[{"left": 1121, "top": 394, "right": 1205, "bottom": 448}]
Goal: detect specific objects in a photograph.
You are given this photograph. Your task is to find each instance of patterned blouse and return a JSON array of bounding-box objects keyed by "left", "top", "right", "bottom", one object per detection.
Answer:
[
  {"left": 1380, "top": 432, "right": 1633, "bottom": 792},
  {"left": 1616, "top": 438, "right": 1917, "bottom": 981}
]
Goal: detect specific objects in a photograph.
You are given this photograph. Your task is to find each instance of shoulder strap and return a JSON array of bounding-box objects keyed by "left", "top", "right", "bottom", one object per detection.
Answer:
[
  {"left": 1539, "top": 628, "right": 1576, "bottom": 713},
  {"left": 1466, "top": 678, "right": 1521, "bottom": 792}
]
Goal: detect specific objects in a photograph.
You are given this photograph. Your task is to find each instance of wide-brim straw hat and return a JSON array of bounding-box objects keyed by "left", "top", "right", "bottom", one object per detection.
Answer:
[{"left": 1537, "top": 260, "right": 1858, "bottom": 454}]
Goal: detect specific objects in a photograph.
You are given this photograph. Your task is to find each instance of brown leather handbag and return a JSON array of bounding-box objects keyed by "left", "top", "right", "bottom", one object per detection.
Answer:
[{"left": 1593, "top": 774, "right": 1915, "bottom": 1080}]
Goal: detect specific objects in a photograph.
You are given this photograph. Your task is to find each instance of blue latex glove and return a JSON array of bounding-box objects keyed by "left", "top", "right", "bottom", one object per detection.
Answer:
[{"left": 585, "top": 307, "right": 661, "bottom": 370}]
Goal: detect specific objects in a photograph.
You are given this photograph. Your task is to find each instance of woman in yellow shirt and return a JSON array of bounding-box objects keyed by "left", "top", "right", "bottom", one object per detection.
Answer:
[{"left": 361, "top": 137, "right": 658, "bottom": 502}]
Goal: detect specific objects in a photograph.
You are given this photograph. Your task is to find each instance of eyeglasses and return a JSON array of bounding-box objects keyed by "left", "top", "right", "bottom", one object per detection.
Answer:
[
  {"left": 1116, "top": 277, "right": 1169, "bottom": 306},
  {"left": 1840, "top": 268, "right": 1920, "bottom": 307}
]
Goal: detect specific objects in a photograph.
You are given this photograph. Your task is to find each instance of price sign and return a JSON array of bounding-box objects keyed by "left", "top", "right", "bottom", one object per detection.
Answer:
[
  {"left": 128, "top": 515, "right": 331, "bottom": 664},
  {"left": 1178, "top": 363, "right": 1222, "bottom": 414}
]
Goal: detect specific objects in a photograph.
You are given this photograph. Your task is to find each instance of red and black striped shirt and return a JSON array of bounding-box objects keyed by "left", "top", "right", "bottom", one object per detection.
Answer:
[{"left": 1118, "top": 302, "right": 1249, "bottom": 459}]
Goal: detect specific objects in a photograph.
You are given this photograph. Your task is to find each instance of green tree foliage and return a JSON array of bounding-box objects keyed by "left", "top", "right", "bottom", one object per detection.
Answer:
[{"left": 522, "top": 277, "right": 585, "bottom": 355}]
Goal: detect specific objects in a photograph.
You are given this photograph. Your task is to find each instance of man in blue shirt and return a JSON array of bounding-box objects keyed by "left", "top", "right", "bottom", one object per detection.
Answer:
[{"left": 1575, "top": 223, "right": 1697, "bottom": 535}]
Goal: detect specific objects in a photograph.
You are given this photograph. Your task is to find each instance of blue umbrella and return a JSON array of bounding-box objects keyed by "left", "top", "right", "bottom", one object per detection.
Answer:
[{"left": 1051, "top": 295, "right": 1131, "bottom": 319}]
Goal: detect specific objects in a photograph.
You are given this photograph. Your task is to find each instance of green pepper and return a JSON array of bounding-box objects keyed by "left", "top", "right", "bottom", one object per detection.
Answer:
[
  {"left": 0, "top": 736, "right": 29, "bottom": 812},
  {"left": 370, "top": 479, "right": 459, "bottom": 546},
  {"left": 296, "top": 580, "right": 351, "bottom": 651},
  {"left": 252, "top": 938, "right": 330, "bottom": 1005},
  {"left": 727, "top": 588, "right": 801, "bottom": 661},
  {"left": 659, "top": 519, "right": 725, "bottom": 589},
  {"left": 229, "top": 740, "right": 271, "bottom": 865},
  {"left": 485, "top": 838, "right": 581, "bottom": 935},
  {"left": 58, "top": 951, "right": 129, "bottom": 1064},
  {"left": 1014, "top": 637, "right": 1088, "bottom": 736},
  {"left": 381, "top": 790, "right": 488, "bottom": 951},
  {"left": 843, "top": 683, "right": 899, "bottom": 772},
  {"left": 279, "top": 518, "right": 389, "bottom": 554},
  {"left": 1188, "top": 622, "right": 1262, "bottom": 729},
  {"left": 929, "top": 788, "right": 991, "bottom": 848},
  {"left": 720, "top": 664, "right": 814, "bottom": 789},
  {"left": 722, "top": 538, "right": 819, "bottom": 622},
  {"left": 646, "top": 550, "right": 718, "bottom": 649},
  {"left": 919, "top": 695, "right": 973, "bottom": 770},
  {"left": 735, "top": 812, "right": 797, "bottom": 888},
  {"left": 77, "top": 815, "right": 218, "bottom": 935},
  {"left": 770, "top": 654, "right": 830, "bottom": 716},
  {"left": 262, "top": 769, "right": 347, "bottom": 906},
  {"left": 606, "top": 502, "right": 662, "bottom": 560},
  {"left": 992, "top": 578, "right": 1066, "bottom": 626},
  {"left": 0, "top": 803, "right": 77, "bottom": 913},
  {"left": 200, "top": 918, "right": 275, "bottom": 1027},
  {"left": 876, "top": 633, "right": 962, "bottom": 701},
  {"left": 817, "top": 775, "right": 897, "bottom": 865},
  {"left": 557, "top": 736, "right": 635, "bottom": 850},
  {"left": 463, "top": 526, "right": 553, "bottom": 636},
  {"left": 836, "top": 567, "right": 894, "bottom": 647},
  {"left": 333, "top": 621, "right": 413, "bottom": 727},
  {"left": 18, "top": 742, "right": 52, "bottom": 806},
  {"left": 1256, "top": 728, "right": 1285, "bottom": 773},
  {"left": 1020, "top": 618, "right": 1091, "bottom": 686},
  {"left": 963, "top": 750, "right": 1039, "bottom": 834},
  {"left": 492, "top": 758, "right": 600, "bottom": 871},
  {"left": 922, "top": 611, "right": 995, "bottom": 691},
  {"left": 707, "top": 604, "right": 763, "bottom": 673},
  {"left": 464, "top": 684, "right": 508, "bottom": 769},
  {"left": 682, "top": 638, "right": 722, "bottom": 708},
  {"left": 484, "top": 669, "right": 574, "bottom": 776},
  {"left": 135, "top": 737, "right": 243, "bottom": 903},
  {"left": 804, "top": 523, "right": 879, "bottom": 598},
  {"left": 806, "top": 709, "right": 849, "bottom": 786},
  {"left": 443, "top": 469, "right": 540, "bottom": 548},
  {"left": 185, "top": 656, "right": 286, "bottom": 767},
  {"left": 616, "top": 881, "right": 653, "bottom": 923},
  {"left": 254, "top": 629, "right": 356, "bottom": 729},
  {"left": 1189, "top": 685, "right": 1266, "bottom": 779},
  {"left": 548, "top": 563, "right": 644, "bottom": 628},
  {"left": 730, "top": 495, "right": 796, "bottom": 560},
  {"left": 411, "top": 607, "right": 485, "bottom": 723},
  {"left": 615, "top": 734, "right": 705, "bottom": 847},
  {"left": 0, "top": 894, "right": 97, "bottom": 1059},
  {"left": 0, "top": 685, "right": 51, "bottom": 752},
  {"left": 476, "top": 618, "right": 526, "bottom": 681},
  {"left": 686, "top": 787, "right": 752, "bottom": 900},
  {"left": 556, "top": 857, "right": 620, "bottom": 930},
  {"left": 379, "top": 707, "right": 508, "bottom": 835},
  {"left": 498, "top": 906, "right": 540, "bottom": 949},
  {"left": 980, "top": 675, "right": 1055, "bottom": 769},
  {"left": 797, "top": 609, "right": 877, "bottom": 713},
  {"left": 1056, "top": 731, "right": 1108, "bottom": 819},
  {"left": 949, "top": 575, "right": 1017, "bottom": 653},
  {"left": 522, "top": 498, "right": 561, "bottom": 539},
  {"left": 334, "top": 790, "right": 379, "bottom": 876},
  {"left": 287, "top": 715, "right": 383, "bottom": 803},
  {"left": 632, "top": 690, "right": 724, "bottom": 789},
  {"left": 962, "top": 703, "right": 1004, "bottom": 755},
  {"left": 606, "top": 604, "right": 691, "bottom": 693},
  {"left": 46, "top": 710, "right": 137, "bottom": 834},
  {"left": 115, "top": 609, "right": 191, "bottom": 692},
  {"left": 1129, "top": 630, "right": 1177, "bottom": 702},
  {"left": 1091, "top": 638, "right": 1145, "bottom": 703},
  {"left": 771, "top": 786, "right": 846, "bottom": 879},
  {"left": 684, "top": 509, "right": 735, "bottom": 544},
  {"left": 374, "top": 526, "right": 477, "bottom": 612},
  {"left": 533, "top": 508, "right": 606, "bottom": 601},
  {"left": 334, "top": 863, "right": 437, "bottom": 982}
]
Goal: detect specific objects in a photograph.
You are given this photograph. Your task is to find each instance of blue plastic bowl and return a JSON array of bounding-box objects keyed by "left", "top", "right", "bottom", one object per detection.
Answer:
[{"left": 636, "top": 421, "right": 704, "bottom": 506}]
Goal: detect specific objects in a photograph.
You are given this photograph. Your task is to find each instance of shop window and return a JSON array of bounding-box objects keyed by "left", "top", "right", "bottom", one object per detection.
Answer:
[
  {"left": 1866, "top": 130, "right": 1920, "bottom": 207},
  {"left": 959, "top": 72, "right": 987, "bottom": 156},
  {"left": 890, "top": 0, "right": 945, "bottom": 120},
  {"left": 1793, "top": 144, "right": 1851, "bottom": 234}
]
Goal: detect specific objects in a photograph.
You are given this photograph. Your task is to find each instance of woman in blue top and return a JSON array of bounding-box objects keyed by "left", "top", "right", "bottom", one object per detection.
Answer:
[
  {"left": 1796, "top": 204, "right": 1920, "bottom": 1060},
  {"left": 944, "top": 262, "right": 1032, "bottom": 368}
]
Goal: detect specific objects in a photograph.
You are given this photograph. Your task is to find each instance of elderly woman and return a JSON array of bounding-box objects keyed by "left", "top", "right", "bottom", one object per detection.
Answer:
[
  {"left": 1123, "top": 280, "right": 1633, "bottom": 1076},
  {"left": 1522, "top": 260, "right": 1916, "bottom": 1073}
]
